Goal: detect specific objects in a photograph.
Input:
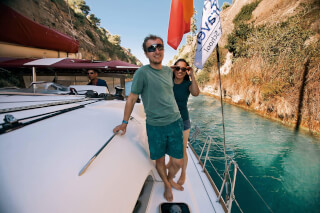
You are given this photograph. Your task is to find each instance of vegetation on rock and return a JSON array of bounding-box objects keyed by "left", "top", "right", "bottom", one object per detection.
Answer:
[{"left": 172, "top": 0, "right": 320, "bottom": 134}]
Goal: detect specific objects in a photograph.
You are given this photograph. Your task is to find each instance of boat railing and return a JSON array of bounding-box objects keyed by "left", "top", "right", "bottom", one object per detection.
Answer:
[{"left": 189, "top": 125, "right": 273, "bottom": 213}]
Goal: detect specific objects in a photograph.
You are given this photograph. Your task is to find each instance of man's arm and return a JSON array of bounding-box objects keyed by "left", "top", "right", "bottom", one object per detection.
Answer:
[{"left": 113, "top": 92, "right": 139, "bottom": 135}]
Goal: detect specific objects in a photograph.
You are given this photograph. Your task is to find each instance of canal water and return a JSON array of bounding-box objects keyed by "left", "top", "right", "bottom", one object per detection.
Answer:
[{"left": 188, "top": 94, "right": 320, "bottom": 213}]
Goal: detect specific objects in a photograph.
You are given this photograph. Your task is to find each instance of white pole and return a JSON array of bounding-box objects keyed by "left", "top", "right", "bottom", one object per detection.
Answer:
[{"left": 32, "top": 67, "right": 36, "bottom": 92}]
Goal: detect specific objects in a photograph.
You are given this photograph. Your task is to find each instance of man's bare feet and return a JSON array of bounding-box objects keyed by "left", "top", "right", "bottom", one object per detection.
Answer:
[
  {"left": 164, "top": 184, "right": 173, "bottom": 201},
  {"left": 169, "top": 179, "right": 184, "bottom": 191},
  {"left": 177, "top": 173, "right": 186, "bottom": 185},
  {"left": 166, "top": 161, "right": 172, "bottom": 169}
]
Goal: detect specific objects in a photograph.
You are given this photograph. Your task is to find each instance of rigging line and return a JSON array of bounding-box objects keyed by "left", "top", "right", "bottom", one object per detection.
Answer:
[
  {"left": 215, "top": 45, "right": 231, "bottom": 201},
  {"left": 0, "top": 100, "right": 95, "bottom": 126},
  {"left": 208, "top": 160, "right": 224, "bottom": 181},
  {"left": 0, "top": 100, "right": 100, "bottom": 135},
  {"left": 193, "top": 126, "right": 268, "bottom": 213},
  {"left": 0, "top": 98, "right": 88, "bottom": 104},
  {"left": 216, "top": 45, "right": 228, "bottom": 172},
  {"left": 192, "top": 132, "right": 240, "bottom": 213},
  {"left": 78, "top": 131, "right": 120, "bottom": 176},
  {"left": 233, "top": 199, "right": 244, "bottom": 213},
  {"left": 188, "top": 143, "right": 218, "bottom": 213},
  {"left": 195, "top": 129, "right": 233, "bottom": 163},
  {"left": 237, "top": 167, "right": 274, "bottom": 213},
  {"left": 0, "top": 98, "right": 92, "bottom": 114}
]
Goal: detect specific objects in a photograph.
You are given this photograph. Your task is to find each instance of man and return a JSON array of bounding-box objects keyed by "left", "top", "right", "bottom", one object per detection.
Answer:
[
  {"left": 113, "top": 35, "right": 184, "bottom": 202},
  {"left": 87, "top": 69, "right": 108, "bottom": 89}
]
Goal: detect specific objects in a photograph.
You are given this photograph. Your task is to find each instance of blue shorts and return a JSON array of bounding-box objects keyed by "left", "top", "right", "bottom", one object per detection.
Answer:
[
  {"left": 183, "top": 120, "right": 191, "bottom": 130},
  {"left": 146, "top": 118, "right": 184, "bottom": 160}
]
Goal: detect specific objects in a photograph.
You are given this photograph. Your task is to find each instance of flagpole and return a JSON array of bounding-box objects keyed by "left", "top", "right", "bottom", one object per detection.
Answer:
[{"left": 215, "top": 44, "right": 230, "bottom": 201}]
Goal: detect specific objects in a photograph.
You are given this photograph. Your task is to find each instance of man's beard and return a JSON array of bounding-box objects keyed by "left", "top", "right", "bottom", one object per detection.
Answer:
[
  {"left": 151, "top": 59, "right": 161, "bottom": 65},
  {"left": 149, "top": 56, "right": 163, "bottom": 65}
]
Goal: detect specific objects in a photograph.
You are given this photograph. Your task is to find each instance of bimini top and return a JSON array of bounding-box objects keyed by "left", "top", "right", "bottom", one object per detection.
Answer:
[
  {"left": 0, "top": 3, "right": 79, "bottom": 53},
  {"left": 0, "top": 57, "right": 140, "bottom": 74}
]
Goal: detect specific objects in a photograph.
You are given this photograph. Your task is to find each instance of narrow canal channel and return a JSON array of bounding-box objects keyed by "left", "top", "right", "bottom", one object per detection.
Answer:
[{"left": 188, "top": 94, "right": 320, "bottom": 213}]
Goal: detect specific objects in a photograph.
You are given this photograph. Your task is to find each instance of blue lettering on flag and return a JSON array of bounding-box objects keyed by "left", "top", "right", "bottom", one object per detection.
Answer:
[{"left": 194, "top": 0, "right": 222, "bottom": 69}]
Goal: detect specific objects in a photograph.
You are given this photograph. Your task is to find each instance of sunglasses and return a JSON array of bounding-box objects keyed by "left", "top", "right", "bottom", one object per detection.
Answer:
[
  {"left": 173, "top": 66, "right": 189, "bottom": 72},
  {"left": 87, "top": 72, "right": 94, "bottom": 75},
  {"left": 147, "top": 44, "right": 164, "bottom": 52}
]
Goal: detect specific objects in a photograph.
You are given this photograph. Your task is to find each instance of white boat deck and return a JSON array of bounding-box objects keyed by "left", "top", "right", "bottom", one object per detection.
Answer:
[
  {"left": 0, "top": 93, "right": 226, "bottom": 213},
  {"left": 146, "top": 145, "right": 225, "bottom": 213}
]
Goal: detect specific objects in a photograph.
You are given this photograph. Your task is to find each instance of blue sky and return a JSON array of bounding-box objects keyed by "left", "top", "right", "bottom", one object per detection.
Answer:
[{"left": 85, "top": 0, "right": 233, "bottom": 65}]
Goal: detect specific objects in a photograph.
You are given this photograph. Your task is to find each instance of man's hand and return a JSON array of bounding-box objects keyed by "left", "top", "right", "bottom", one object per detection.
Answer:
[
  {"left": 113, "top": 123, "right": 127, "bottom": 135},
  {"left": 113, "top": 92, "right": 139, "bottom": 136}
]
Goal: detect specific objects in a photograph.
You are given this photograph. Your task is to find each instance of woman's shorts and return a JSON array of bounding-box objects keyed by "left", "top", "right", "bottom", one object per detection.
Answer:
[
  {"left": 146, "top": 118, "right": 184, "bottom": 160},
  {"left": 183, "top": 120, "right": 191, "bottom": 130}
]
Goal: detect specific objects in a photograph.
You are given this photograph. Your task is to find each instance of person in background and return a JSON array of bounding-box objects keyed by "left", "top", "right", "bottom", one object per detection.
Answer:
[
  {"left": 113, "top": 35, "right": 184, "bottom": 202},
  {"left": 87, "top": 69, "right": 108, "bottom": 89},
  {"left": 168, "top": 58, "right": 200, "bottom": 185}
]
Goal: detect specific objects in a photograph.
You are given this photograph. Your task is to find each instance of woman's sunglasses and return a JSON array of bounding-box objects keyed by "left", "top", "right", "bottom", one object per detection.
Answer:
[
  {"left": 147, "top": 44, "right": 164, "bottom": 52},
  {"left": 173, "top": 66, "right": 189, "bottom": 72}
]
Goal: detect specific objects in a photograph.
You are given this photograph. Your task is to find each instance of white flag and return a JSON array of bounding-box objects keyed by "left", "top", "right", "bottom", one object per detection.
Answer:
[{"left": 194, "top": 0, "right": 222, "bottom": 69}]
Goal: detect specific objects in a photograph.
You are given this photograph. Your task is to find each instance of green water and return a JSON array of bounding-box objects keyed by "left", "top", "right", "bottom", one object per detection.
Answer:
[{"left": 188, "top": 95, "right": 320, "bottom": 213}]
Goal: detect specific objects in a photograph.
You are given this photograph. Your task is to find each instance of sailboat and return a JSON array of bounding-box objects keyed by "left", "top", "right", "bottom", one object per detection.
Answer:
[
  {"left": 0, "top": 2, "right": 232, "bottom": 213},
  {"left": 0, "top": 81, "right": 227, "bottom": 213}
]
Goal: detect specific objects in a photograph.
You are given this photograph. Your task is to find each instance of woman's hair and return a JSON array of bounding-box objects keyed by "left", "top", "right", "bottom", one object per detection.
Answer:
[{"left": 173, "top": 58, "right": 190, "bottom": 81}]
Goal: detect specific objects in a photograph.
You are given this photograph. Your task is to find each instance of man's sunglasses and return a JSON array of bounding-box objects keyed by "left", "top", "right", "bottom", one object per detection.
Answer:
[
  {"left": 147, "top": 44, "right": 164, "bottom": 52},
  {"left": 173, "top": 66, "right": 189, "bottom": 72},
  {"left": 87, "top": 72, "right": 94, "bottom": 75}
]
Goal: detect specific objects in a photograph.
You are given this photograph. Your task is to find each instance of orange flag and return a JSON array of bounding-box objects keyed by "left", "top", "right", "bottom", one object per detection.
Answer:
[{"left": 167, "top": 0, "right": 194, "bottom": 50}]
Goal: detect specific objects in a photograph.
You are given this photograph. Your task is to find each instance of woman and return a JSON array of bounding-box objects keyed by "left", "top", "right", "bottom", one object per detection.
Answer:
[{"left": 169, "top": 58, "right": 200, "bottom": 185}]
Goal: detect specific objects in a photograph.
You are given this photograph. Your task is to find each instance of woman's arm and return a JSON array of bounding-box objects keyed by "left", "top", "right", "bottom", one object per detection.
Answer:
[{"left": 188, "top": 67, "right": 200, "bottom": 96}]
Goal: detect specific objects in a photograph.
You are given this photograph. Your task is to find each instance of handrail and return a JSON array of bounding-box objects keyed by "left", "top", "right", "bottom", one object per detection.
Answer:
[
  {"left": 0, "top": 98, "right": 90, "bottom": 113},
  {"left": 189, "top": 125, "right": 273, "bottom": 213},
  {"left": 0, "top": 100, "right": 100, "bottom": 134}
]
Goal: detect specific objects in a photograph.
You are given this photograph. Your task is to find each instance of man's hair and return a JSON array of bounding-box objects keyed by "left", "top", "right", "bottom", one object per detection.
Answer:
[
  {"left": 88, "top": 69, "right": 98, "bottom": 73},
  {"left": 142, "top": 34, "right": 163, "bottom": 53}
]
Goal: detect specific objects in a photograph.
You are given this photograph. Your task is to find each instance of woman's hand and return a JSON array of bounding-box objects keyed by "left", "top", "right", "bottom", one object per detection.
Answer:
[
  {"left": 170, "top": 65, "right": 178, "bottom": 71},
  {"left": 186, "top": 66, "right": 195, "bottom": 79}
]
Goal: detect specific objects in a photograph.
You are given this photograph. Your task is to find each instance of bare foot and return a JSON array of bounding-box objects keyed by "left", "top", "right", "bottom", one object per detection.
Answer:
[
  {"left": 169, "top": 179, "right": 184, "bottom": 191},
  {"left": 177, "top": 173, "right": 186, "bottom": 185},
  {"left": 164, "top": 185, "right": 173, "bottom": 201}
]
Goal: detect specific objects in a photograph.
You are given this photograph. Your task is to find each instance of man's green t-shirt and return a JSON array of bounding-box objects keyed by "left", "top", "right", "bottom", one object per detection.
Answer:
[{"left": 131, "top": 65, "right": 181, "bottom": 126}]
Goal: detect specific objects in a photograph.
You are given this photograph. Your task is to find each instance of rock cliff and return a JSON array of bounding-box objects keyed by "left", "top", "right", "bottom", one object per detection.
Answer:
[{"left": 1, "top": 0, "right": 141, "bottom": 64}]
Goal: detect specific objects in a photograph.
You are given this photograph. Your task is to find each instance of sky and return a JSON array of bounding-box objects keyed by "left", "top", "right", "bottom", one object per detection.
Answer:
[{"left": 85, "top": 0, "right": 233, "bottom": 65}]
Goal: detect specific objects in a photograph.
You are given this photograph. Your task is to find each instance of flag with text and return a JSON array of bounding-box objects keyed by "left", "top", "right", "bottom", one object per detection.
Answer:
[{"left": 194, "top": 0, "right": 222, "bottom": 69}]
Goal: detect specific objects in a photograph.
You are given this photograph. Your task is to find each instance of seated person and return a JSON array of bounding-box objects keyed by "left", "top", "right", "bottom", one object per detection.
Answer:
[{"left": 87, "top": 69, "right": 109, "bottom": 90}]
